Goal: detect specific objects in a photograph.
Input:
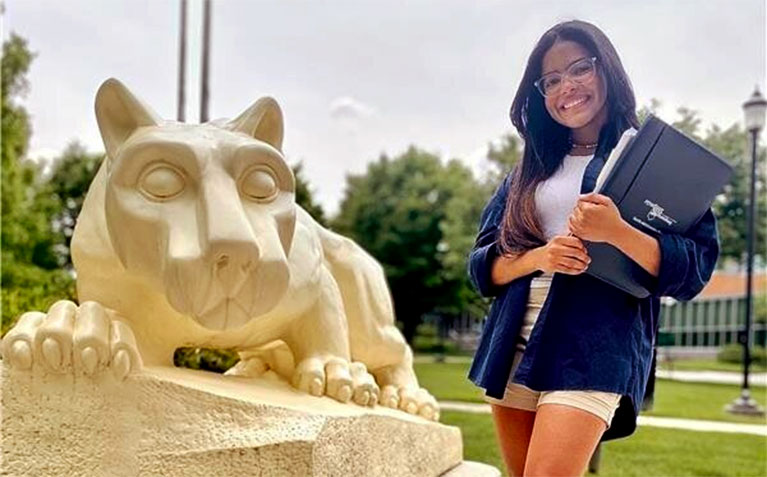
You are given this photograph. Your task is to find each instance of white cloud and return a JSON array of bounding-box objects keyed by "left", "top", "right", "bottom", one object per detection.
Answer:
[{"left": 329, "top": 96, "right": 376, "bottom": 120}]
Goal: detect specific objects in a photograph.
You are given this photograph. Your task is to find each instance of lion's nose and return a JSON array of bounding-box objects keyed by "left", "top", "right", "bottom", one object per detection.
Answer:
[{"left": 216, "top": 254, "right": 230, "bottom": 270}]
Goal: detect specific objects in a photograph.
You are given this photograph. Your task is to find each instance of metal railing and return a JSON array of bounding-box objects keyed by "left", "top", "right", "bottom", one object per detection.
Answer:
[
  {"left": 428, "top": 295, "right": 766, "bottom": 351},
  {"left": 658, "top": 296, "right": 766, "bottom": 348}
]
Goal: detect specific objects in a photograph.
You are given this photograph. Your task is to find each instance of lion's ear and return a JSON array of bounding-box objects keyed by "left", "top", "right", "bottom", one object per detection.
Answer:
[
  {"left": 95, "top": 78, "right": 162, "bottom": 160},
  {"left": 227, "top": 97, "right": 284, "bottom": 152}
]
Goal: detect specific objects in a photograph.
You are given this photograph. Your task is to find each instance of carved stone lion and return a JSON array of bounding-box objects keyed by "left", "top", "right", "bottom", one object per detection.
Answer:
[{"left": 1, "top": 78, "right": 439, "bottom": 421}]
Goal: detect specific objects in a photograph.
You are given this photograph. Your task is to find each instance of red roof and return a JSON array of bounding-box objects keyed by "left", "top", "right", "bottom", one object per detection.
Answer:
[{"left": 699, "top": 271, "right": 767, "bottom": 298}]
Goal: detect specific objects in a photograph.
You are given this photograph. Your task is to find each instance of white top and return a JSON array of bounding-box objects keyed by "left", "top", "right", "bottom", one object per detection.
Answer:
[
  {"left": 518, "top": 153, "right": 594, "bottom": 348},
  {"left": 534, "top": 153, "right": 594, "bottom": 242}
]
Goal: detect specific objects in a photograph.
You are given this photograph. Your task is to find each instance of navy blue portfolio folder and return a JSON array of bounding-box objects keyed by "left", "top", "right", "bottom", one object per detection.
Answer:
[{"left": 583, "top": 115, "right": 733, "bottom": 298}]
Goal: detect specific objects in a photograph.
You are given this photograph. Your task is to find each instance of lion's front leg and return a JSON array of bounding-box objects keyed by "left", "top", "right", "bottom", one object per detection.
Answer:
[
  {"left": 283, "top": 266, "right": 379, "bottom": 407},
  {"left": 316, "top": 228, "right": 440, "bottom": 421}
]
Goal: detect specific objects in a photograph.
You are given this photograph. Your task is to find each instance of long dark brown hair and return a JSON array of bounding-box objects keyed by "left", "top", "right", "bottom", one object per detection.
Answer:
[{"left": 499, "top": 20, "right": 639, "bottom": 256}]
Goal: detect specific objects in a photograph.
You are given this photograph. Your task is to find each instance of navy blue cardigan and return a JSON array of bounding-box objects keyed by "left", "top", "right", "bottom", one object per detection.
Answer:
[{"left": 466, "top": 148, "right": 720, "bottom": 441}]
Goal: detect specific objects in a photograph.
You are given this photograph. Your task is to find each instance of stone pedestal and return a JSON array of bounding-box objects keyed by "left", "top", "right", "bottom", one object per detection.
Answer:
[{"left": 0, "top": 362, "right": 498, "bottom": 476}]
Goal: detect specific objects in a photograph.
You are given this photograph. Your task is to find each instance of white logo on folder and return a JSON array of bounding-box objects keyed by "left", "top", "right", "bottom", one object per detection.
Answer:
[{"left": 643, "top": 199, "right": 678, "bottom": 226}]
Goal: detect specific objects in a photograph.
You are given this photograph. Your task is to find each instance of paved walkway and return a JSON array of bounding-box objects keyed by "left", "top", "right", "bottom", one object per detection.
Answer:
[
  {"left": 656, "top": 369, "right": 767, "bottom": 387},
  {"left": 438, "top": 400, "right": 767, "bottom": 436}
]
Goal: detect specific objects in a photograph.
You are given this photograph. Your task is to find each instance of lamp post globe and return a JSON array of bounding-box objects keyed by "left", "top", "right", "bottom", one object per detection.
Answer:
[{"left": 743, "top": 86, "right": 767, "bottom": 132}]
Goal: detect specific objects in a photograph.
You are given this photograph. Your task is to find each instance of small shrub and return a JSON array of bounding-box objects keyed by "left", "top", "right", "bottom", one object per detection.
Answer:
[
  {"left": 755, "top": 294, "right": 766, "bottom": 325},
  {"left": 173, "top": 347, "right": 240, "bottom": 373},
  {"left": 717, "top": 343, "right": 766, "bottom": 366}
]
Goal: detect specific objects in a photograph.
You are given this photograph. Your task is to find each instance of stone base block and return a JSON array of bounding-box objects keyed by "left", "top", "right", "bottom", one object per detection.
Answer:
[{"left": 1, "top": 362, "right": 469, "bottom": 476}]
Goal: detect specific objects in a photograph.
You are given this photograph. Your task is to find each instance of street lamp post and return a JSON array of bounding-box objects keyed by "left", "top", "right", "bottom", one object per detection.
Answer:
[{"left": 726, "top": 86, "right": 766, "bottom": 416}]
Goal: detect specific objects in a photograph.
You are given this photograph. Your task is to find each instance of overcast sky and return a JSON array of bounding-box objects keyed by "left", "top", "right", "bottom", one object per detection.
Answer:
[{"left": 5, "top": 0, "right": 765, "bottom": 216}]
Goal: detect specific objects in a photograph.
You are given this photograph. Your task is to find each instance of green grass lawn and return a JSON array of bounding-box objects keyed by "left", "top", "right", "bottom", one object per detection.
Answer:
[
  {"left": 445, "top": 410, "right": 767, "bottom": 476},
  {"left": 415, "top": 361, "right": 483, "bottom": 402},
  {"left": 414, "top": 361, "right": 767, "bottom": 425},
  {"left": 644, "top": 379, "right": 767, "bottom": 424}
]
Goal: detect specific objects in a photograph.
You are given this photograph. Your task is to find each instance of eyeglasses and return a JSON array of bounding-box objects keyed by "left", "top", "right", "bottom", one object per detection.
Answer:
[{"left": 534, "top": 56, "right": 598, "bottom": 97}]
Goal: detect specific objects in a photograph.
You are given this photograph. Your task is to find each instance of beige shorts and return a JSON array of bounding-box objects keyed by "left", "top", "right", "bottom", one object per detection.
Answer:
[
  {"left": 483, "top": 272, "right": 622, "bottom": 429},
  {"left": 483, "top": 350, "right": 622, "bottom": 429}
]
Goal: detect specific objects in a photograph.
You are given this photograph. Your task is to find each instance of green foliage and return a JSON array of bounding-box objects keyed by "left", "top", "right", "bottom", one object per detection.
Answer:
[
  {"left": 332, "top": 146, "right": 492, "bottom": 342},
  {"left": 1, "top": 263, "right": 76, "bottom": 336},
  {"left": 1, "top": 33, "right": 59, "bottom": 269},
  {"left": 672, "top": 105, "right": 704, "bottom": 140},
  {"left": 1, "top": 33, "right": 34, "bottom": 173},
  {"left": 705, "top": 123, "right": 767, "bottom": 263},
  {"left": 756, "top": 294, "right": 767, "bottom": 324},
  {"left": 411, "top": 323, "right": 471, "bottom": 356},
  {"left": 328, "top": 136, "right": 523, "bottom": 342},
  {"left": 636, "top": 97, "right": 662, "bottom": 125},
  {"left": 485, "top": 133, "right": 522, "bottom": 188},
  {"left": 173, "top": 347, "right": 240, "bottom": 373},
  {"left": 0, "top": 33, "right": 75, "bottom": 335},
  {"left": 45, "top": 142, "right": 104, "bottom": 267},
  {"left": 291, "top": 161, "right": 327, "bottom": 226},
  {"left": 717, "top": 343, "right": 767, "bottom": 366}
]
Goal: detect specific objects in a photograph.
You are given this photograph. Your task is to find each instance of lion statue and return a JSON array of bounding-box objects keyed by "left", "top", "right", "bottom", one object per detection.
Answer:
[{"left": 1, "top": 78, "right": 439, "bottom": 421}]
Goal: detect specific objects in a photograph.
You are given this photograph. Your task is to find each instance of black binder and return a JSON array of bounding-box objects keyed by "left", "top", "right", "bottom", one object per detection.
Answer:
[{"left": 582, "top": 115, "right": 733, "bottom": 298}]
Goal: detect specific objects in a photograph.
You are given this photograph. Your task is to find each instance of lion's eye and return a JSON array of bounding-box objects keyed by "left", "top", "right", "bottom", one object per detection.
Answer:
[
  {"left": 240, "top": 167, "right": 278, "bottom": 201},
  {"left": 139, "top": 164, "right": 185, "bottom": 200}
]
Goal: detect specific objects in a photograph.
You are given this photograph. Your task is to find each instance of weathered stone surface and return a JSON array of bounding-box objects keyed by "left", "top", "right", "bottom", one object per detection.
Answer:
[{"left": 1, "top": 362, "right": 463, "bottom": 476}]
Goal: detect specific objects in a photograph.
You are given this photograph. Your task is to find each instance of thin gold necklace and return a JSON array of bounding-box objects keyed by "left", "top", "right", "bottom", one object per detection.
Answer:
[{"left": 571, "top": 140, "right": 598, "bottom": 149}]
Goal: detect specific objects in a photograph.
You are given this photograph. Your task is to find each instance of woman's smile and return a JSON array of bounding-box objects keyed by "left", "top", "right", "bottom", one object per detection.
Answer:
[{"left": 560, "top": 94, "right": 590, "bottom": 111}]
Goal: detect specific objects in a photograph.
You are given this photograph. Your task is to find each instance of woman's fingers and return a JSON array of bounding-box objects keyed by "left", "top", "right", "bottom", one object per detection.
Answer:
[
  {"left": 540, "top": 234, "right": 592, "bottom": 274},
  {"left": 560, "top": 256, "right": 589, "bottom": 269},
  {"left": 556, "top": 258, "right": 589, "bottom": 274},
  {"left": 552, "top": 235, "right": 587, "bottom": 252},
  {"left": 555, "top": 265, "right": 583, "bottom": 275},
  {"left": 554, "top": 246, "right": 590, "bottom": 265}
]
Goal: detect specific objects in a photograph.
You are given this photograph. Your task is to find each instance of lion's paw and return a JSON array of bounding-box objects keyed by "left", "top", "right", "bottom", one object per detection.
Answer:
[
  {"left": 292, "top": 356, "right": 379, "bottom": 406},
  {"left": 223, "top": 355, "right": 269, "bottom": 378},
  {"left": 380, "top": 385, "right": 440, "bottom": 421},
  {"left": 1, "top": 300, "right": 142, "bottom": 380}
]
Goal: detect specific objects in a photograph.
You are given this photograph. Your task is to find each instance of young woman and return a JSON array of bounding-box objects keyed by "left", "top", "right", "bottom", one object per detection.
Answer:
[{"left": 467, "top": 20, "right": 720, "bottom": 476}]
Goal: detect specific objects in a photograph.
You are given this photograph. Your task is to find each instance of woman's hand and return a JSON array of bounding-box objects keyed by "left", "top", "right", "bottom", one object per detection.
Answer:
[
  {"left": 567, "top": 192, "right": 626, "bottom": 244},
  {"left": 532, "top": 235, "right": 591, "bottom": 275}
]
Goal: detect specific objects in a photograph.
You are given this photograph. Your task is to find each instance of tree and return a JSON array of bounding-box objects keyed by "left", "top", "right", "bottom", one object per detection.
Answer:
[
  {"left": 332, "top": 146, "right": 485, "bottom": 343},
  {"left": 1, "top": 34, "right": 75, "bottom": 335},
  {"left": 703, "top": 123, "right": 766, "bottom": 264},
  {"left": 485, "top": 133, "right": 523, "bottom": 189},
  {"left": 46, "top": 142, "right": 103, "bottom": 268},
  {"left": 291, "top": 161, "right": 327, "bottom": 226},
  {"left": 437, "top": 158, "right": 493, "bottom": 317},
  {"left": 637, "top": 98, "right": 662, "bottom": 125}
]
